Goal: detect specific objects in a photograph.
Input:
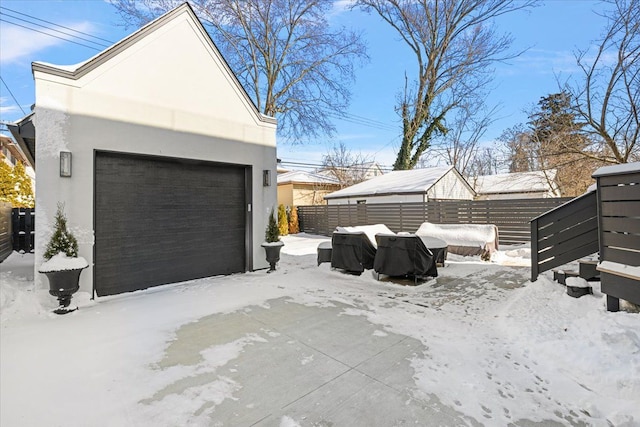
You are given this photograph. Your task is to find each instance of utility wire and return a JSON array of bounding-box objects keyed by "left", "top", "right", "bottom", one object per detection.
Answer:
[
  {"left": 0, "top": 76, "right": 26, "bottom": 115},
  {"left": 279, "top": 159, "right": 394, "bottom": 172},
  {"left": 327, "top": 112, "right": 397, "bottom": 131},
  {"left": 0, "top": 18, "right": 104, "bottom": 51},
  {"left": 0, "top": 8, "right": 112, "bottom": 48},
  {"left": 0, "top": 6, "right": 114, "bottom": 44}
]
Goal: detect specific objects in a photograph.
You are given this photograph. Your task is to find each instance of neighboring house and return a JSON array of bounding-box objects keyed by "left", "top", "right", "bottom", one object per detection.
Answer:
[
  {"left": 277, "top": 170, "right": 341, "bottom": 206},
  {"left": 8, "top": 4, "right": 277, "bottom": 297},
  {"left": 356, "top": 161, "right": 384, "bottom": 180},
  {"left": 0, "top": 134, "right": 35, "bottom": 180},
  {"left": 324, "top": 166, "right": 475, "bottom": 205},
  {"left": 0, "top": 134, "right": 35, "bottom": 198},
  {"left": 474, "top": 170, "right": 561, "bottom": 200}
]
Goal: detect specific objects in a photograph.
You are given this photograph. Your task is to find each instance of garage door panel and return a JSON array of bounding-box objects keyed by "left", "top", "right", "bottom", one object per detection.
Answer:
[{"left": 95, "top": 152, "right": 248, "bottom": 296}]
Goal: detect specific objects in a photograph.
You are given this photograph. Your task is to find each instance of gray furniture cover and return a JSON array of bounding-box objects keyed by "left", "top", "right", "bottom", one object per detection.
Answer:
[
  {"left": 373, "top": 234, "right": 438, "bottom": 279},
  {"left": 418, "top": 236, "right": 448, "bottom": 265},
  {"left": 331, "top": 231, "right": 377, "bottom": 274}
]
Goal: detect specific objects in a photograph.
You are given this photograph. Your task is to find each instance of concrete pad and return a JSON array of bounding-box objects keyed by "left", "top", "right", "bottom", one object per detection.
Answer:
[{"left": 143, "top": 297, "right": 476, "bottom": 426}]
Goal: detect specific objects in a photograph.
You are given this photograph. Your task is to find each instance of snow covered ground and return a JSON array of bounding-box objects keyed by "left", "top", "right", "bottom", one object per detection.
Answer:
[{"left": 1, "top": 233, "right": 638, "bottom": 426}]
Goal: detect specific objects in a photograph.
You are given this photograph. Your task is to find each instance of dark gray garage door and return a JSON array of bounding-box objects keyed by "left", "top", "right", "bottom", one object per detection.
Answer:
[{"left": 94, "top": 151, "right": 249, "bottom": 296}]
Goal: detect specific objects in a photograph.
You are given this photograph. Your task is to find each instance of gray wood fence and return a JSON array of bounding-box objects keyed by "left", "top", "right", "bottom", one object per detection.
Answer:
[
  {"left": 596, "top": 169, "right": 640, "bottom": 311},
  {"left": 298, "top": 198, "right": 572, "bottom": 245},
  {"left": 530, "top": 191, "right": 598, "bottom": 282}
]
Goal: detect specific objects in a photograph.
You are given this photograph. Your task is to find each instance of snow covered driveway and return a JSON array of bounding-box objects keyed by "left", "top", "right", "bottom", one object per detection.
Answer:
[{"left": 1, "top": 234, "right": 638, "bottom": 426}]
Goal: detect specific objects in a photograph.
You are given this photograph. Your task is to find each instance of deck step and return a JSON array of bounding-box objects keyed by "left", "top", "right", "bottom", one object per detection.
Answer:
[
  {"left": 553, "top": 270, "right": 580, "bottom": 285},
  {"left": 579, "top": 259, "right": 600, "bottom": 281}
]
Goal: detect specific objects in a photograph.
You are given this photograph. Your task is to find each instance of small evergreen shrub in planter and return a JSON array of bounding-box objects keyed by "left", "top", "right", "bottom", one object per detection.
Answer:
[
  {"left": 38, "top": 203, "right": 88, "bottom": 314},
  {"left": 261, "top": 208, "right": 284, "bottom": 272}
]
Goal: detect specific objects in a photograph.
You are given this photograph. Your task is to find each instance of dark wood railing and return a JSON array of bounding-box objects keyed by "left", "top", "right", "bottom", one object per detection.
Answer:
[{"left": 530, "top": 191, "right": 599, "bottom": 282}]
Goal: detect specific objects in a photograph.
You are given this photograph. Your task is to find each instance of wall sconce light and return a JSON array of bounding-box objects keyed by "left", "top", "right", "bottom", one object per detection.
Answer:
[
  {"left": 263, "top": 170, "right": 271, "bottom": 187},
  {"left": 60, "top": 151, "right": 72, "bottom": 177}
]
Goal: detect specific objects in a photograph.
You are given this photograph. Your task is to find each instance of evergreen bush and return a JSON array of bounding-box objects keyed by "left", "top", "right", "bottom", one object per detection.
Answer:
[
  {"left": 43, "top": 203, "right": 79, "bottom": 260},
  {"left": 288, "top": 206, "right": 300, "bottom": 234},
  {"left": 265, "top": 208, "right": 280, "bottom": 242},
  {"left": 278, "top": 204, "right": 289, "bottom": 236}
]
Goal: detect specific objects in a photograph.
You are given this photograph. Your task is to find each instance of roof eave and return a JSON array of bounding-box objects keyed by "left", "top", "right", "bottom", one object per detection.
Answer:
[{"left": 7, "top": 112, "right": 36, "bottom": 169}]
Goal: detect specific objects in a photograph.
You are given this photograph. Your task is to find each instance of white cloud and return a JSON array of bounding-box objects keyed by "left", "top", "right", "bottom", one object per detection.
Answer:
[
  {"left": 0, "top": 21, "right": 95, "bottom": 65},
  {"left": 0, "top": 105, "right": 20, "bottom": 115},
  {"left": 330, "top": 0, "right": 356, "bottom": 17},
  {"left": 0, "top": 97, "right": 20, "bottom": 116}
]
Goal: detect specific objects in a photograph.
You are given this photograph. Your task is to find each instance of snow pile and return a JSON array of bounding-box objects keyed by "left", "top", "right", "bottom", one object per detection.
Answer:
[
  {"left": 336, "top": 223, "right": 394, "bottom": 246},
  {"left": 598, "top": 260, "right": 640, "bottom": 280},
  {"left": 494, "top": 276, "right": 640, "bottom": 426},
  {"left": 566, "top": 276, "right": 590, "bottom": 288},
  {"left": 38, "top": 253, "right": 89, "bottom": 272},
  {"left": 415, "top": 221, "right": 497, "bottom": 249}
]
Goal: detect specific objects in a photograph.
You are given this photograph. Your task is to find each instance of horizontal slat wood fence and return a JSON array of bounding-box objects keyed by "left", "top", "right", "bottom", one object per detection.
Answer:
[
  {"left": 597, "top": 170, "right": 640, "bottom": 311},
  {"left": 530, "top": 191, "right": 598, "bottom": 282},
  {"left": 298, "top": 198, "right": 571, "bottom": 245}
]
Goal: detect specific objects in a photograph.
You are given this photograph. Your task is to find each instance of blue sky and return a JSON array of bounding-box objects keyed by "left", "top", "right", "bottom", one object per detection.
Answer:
[{"left": 0, "top": 0, "right": 607, "bottom": 170}]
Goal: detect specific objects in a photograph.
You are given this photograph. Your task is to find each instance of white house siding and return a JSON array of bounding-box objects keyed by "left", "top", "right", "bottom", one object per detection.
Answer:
[
  {"left": 326, "top": 168, "right": 474, "bottom": 205},
  {"left": 427, "top": 169, "right": 475, "bottom": 201},
  {"left": 33, "top": 5, "right": 277, "bottom": 293},
  {"left": 475, "top": 191, "right": 551, "bottom": 200}
]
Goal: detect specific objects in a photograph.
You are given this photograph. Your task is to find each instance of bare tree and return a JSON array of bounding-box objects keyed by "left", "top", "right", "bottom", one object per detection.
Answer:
[
  {"left": 429, "top": 101, "right": 497, "bottom": 177},
  {"left": 354, "top": 0, "right": 536, "bottom": 170},
  {"left": 321, "top": 142, "right": 371, "bottom": 188},
  {"left": 567, "top": 0, "right": 640, "bottom": 163},
  {"left": 110, "top": 0, "right": 368, "bottom": 141},
  {"left": 499, "top": 124, "right": 535, "bottom": 172}
]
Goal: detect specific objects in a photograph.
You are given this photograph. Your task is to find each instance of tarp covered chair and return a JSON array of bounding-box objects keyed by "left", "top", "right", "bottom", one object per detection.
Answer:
[
  {"left": 373, "top": 234, "right": 438, "bottom": 281},
  {"left": 330, "top": 231, "right": 377, "bottom": 275}
]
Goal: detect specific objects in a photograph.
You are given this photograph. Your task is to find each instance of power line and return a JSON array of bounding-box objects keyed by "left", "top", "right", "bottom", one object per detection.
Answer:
[
  {"left": 0, "top": 18, "right": 104, "bottom": 51},
  {"left": 0, "top": 7, "right": 112, "bottom": 48},
  {"left": 327, "top": 111, "right": 397, "bottom": 132},
  {"left": 0, "top": 76, "right": 26, "bottom": 115},
  {"left": 279, "top": 158, "right": 394, "bottom": 172},
  {"left": 0, "top": 6, "right": 114, "bottom": 44}
]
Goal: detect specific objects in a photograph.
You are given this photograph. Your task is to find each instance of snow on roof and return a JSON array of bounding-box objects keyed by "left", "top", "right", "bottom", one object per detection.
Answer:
[
  {"left": 592, "top": 161, "right": 640, "bottom": 178},
  {"left": 277, "top": 170, "right": 340, "bottom": 185},
  {"left": 475, "top": 170, "right": 558, "bottom": 195},
  {"left": 324, "top": 166, "right": 452, "bottom": 199}
]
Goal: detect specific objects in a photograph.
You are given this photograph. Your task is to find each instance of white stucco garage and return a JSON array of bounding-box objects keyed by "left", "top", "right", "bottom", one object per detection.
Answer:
[
  {"left": 324, "top": 166, "right": 475, "bottom": 205},
  {"left": 16, "top": 4, "right": 277, "bottom": 296}
]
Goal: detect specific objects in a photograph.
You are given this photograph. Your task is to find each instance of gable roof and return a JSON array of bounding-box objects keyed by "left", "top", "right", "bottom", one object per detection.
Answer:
[
  {"left": 31, "top": 2, "right": 275, "bottom": 126},
  {"left": 277, "top": 170, "right": 340, "bottom": 186},
  {"left": 324, "top": 166, "right": 468, "bottom": 199},
  {"left": 474, "top": 170, "right": 559, "bottom": 195}
]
